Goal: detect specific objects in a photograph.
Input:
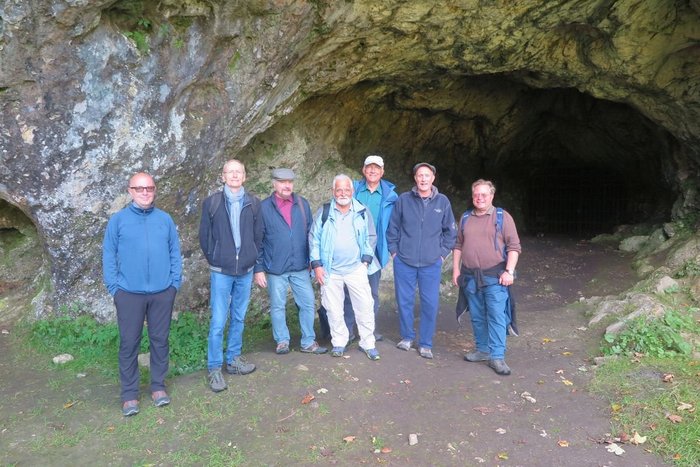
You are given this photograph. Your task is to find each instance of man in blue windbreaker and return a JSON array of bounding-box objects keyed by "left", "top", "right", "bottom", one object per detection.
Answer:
[{"left": 103, "top": 172, "right": 182, "bottom": 417}]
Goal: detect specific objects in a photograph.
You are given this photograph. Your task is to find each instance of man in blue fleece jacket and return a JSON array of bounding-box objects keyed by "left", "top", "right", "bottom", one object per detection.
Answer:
[
  {"left": 103, "top": 172, "right": 182, "bottom": 417},
  {"left": 387, "top": 162, "right": 456, "bottom": 360}
]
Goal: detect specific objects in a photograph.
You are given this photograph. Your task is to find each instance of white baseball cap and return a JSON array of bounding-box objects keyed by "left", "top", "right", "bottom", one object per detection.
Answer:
[{"left": 363, "top": 155, "right": 384, "bottom": 167}]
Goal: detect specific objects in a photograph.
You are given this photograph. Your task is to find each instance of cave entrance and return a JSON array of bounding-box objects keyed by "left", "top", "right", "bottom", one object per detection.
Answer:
[
  {"left": 243, "top": 77, "right": 677, "bottom": 238},
  {"left": 0, "top": 199, "right": 49, "bottom": 325},
  {"left": 525, "top": 167, "right": 627, "bottom": 235}
]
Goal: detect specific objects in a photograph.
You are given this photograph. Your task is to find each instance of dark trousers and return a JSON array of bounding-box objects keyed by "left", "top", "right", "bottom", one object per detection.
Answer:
[
  {"left": 318, "top": 270, "right": 381, "bottom": 338},
  {"left": 114, "top": 287, "right": 176, "bottom": 402}
]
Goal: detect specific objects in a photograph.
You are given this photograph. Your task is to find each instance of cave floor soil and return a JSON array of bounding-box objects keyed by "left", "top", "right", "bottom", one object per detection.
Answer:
[{"left": 0, "top": 236, "right": 668, "bottom": 466}]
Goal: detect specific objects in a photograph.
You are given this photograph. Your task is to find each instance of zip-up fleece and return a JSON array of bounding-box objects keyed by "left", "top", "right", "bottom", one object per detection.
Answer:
[
  {"left": 386, "top": 186, "right": 457, "bottom": 268},
  {"left": 199, "top": 190, "right": 262, "bottom": 276},
  {"left": 102, "top": 203, "right": 182, "bottom": 296},
  {"left": 254, "top": 193, "right": 312, "bottom": 275}
]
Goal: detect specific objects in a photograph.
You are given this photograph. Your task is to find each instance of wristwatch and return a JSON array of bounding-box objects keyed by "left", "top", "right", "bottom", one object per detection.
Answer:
[{"left": 506, "top": 268, "right": 515, "bottom": 275}]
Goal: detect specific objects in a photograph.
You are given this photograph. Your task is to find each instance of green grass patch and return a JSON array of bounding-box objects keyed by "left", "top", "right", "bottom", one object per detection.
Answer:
[
  {"left": 592, "top": 302, "right": 700, "bottom": 465},
  {"left": 22, "top": 300, "right": 301, "bottom": 378},
  {"left": 601, "top": 307, "right": 700, "bottom": 358},
  {"left": 589, "top": 357, "right": 700, "bottom": 466}
]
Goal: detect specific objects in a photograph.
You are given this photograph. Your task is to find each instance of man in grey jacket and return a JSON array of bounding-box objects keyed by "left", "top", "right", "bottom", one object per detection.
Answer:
[{"left": 387, "top": 162, "right": 456, "bottom": 359}]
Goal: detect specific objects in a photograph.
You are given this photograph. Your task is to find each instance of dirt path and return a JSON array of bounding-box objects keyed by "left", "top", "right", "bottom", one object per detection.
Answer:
[{"left": 0, "top": 236, "right": 668, "bottom": 466}]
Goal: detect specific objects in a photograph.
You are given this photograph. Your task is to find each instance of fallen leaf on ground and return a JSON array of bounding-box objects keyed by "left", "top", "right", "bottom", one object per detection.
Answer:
[
  {"left": 520, "top": 392, "right": 536, "bottom": 403},
  {"left": 662, "top": 373, "right": 674, "bottom": 382},
  {"left": 317, "top": 388, "right": 328, "bottom": 394},
  {"left": 577, "top": 326, "right": 587, "bottom": 331},
  {"left": 558, "top": 440, "right": 569, "bottom": 447},
  {"left": 495, "top": 428, "right": 506, "bottom": 434},
  {"left": 542, "top": 338, "right": 553, "bottom": 343},
  {"left": 380, "top": 447, "right": 392, "bottom": 453},
  {"left": 606, "top": 443, "right": 625, "bottom": 455},
  {"left": 343, "top": 435, "right": 356, "bottom": 443},
  {"left": 301, "top": 393, "right": 315, "bottom": 404},
  {"left": 677, "top": 402, "right": 693, "bottom": 411},
  {"left": 673, "top": 453, "right": 682, "bottom": 460},
  {"left": 539, "top": 430, "right": 548, "bottom": 438},
  {"left": 630, "top": 432, "right": 647, "bottom": 445},
  {"left": 561, "top": 378, "right": 573, "bottom": 386},
  {"left": 611, "top": 403, "right": 622, "bottom": 413},
  {"left": 555, "top": 369, "right": 564, "bottom": 374},
  {"left": 562, "top": 351, "right": 572, "bottom": 356},
  {"left": 63, "top": 400, "right": 79, "bottom": 409},
  {"left": 666, "top": 414, "right": 682, "bottom": 423},
  {"left": 474, "top": 457, "right": 486, "bottom": 463},
  {"left": 497, "top": 452, "right": 509, "bottom": 460}
]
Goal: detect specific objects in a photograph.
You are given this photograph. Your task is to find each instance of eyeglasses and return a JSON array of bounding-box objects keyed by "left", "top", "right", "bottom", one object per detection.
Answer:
[
  {"left": 130, "top": 186, "right": 156, "bottom": 193},
  {"left": 473, "top": 192, "right": 492, "bottom": 198}
]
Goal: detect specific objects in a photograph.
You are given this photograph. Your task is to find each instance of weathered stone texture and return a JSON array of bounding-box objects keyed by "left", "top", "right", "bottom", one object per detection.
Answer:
[{"left": 0, "top": 0, "right": 698, "bottom": 318}]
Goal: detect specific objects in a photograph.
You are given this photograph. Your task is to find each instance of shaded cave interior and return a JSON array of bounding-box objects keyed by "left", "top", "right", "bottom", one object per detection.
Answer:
[{"left": 251, "top": 75, "right": 676, "bottom": 236}]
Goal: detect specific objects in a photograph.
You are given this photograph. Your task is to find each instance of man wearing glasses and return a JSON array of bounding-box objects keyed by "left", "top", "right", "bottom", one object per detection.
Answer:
[
  {"left": 452, "top": 179, "right": 521, "bottom": 376},
  {"left": 199, "top": 159, "right": 262, "bottom": 393},
  {"left": 103, "top": 172, "right": 182, "bottom": 416}
]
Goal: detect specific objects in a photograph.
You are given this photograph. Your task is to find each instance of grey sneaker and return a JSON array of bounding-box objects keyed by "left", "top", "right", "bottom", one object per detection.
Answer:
[
  {"left": 226, "top": 356, "right": 256, "bottom": 375},
  {"left": 208, "top": 369, "right": 228, "bottom": 392},
  {"left": 488, "top": 359, "right": 511, "bottom": 376},
  {"left": 300, "top": 341, "right": 328, "bottom": 354},
  {"left": 418, "top": 347, "right": 433, "bottom": 359},
  {"left": 396, "top": 339, "right": 413, "bottom": 351},
  {"left": 464, "top": 350, "right": 490, "bottom": 362}
]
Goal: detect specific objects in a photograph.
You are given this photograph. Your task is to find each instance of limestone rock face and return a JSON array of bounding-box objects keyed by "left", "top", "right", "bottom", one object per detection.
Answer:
[{"left": 0, "top": 0, "right": 698, "bottom": 318}]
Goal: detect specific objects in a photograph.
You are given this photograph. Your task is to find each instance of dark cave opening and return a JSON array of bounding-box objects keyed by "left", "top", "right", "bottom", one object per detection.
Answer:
[{"left": 248, "top": 77, "right": 679, "bottom": 238}]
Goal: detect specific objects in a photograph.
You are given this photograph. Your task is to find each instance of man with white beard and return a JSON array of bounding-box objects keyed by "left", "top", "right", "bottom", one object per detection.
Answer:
[{"left": 308, "top": 174, "right": 380, "bottom": 360}]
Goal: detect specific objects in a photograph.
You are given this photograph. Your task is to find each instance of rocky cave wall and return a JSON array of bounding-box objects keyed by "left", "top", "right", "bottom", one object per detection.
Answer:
[{"left": 0, "top": 0, "right": 698, "bottom": 320}]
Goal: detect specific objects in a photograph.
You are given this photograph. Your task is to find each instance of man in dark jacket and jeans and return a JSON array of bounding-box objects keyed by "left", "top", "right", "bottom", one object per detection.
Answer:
[
  {"left": 387, "top": 162, "right": 456, "bottom": 360},
  {"left": 253, "top": 168, "right": 326, "bottom": 355},
  {"left": 199, "top": 159, "right": 262, "bottom": 393}
]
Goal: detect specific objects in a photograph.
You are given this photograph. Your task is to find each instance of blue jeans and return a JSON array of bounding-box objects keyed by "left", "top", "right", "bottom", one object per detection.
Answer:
[
  {"left": 267, "top": 269, "right": 316, "bottom": 348},
  {"left": 207, "top": 269, "right": 253, "bottom": 370},
  {"left": 464, "top": 275, "right": 509, "bottom": 359},
  {"left": 393, "top": 257, "right": 442, "bottom": 349}
]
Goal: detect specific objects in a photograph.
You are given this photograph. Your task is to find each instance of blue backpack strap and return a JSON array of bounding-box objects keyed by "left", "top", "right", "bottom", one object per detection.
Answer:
[
  {"left": 459, "top": 209, "right": 473, "bottom": 231},
  {"left": 495, "top": 207, "right": 506, "bottom": 260},
  {"left": 462, "top": 207, "right": 506, "bottom": 260}
]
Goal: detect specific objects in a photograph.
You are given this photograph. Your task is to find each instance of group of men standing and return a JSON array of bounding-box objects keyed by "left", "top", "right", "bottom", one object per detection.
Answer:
[{"left": 102, "top": 156, "right": 520, "bottom": 416}]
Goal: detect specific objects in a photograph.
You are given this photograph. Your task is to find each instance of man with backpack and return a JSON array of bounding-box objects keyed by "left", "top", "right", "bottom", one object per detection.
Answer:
[
  {"left": 199, "top": 159, "right": 262, "bottom": 392},
  {"left": 253, "top": 168, "right": 327, "bottom": 356},
  {"left": 309, "top": 174, "right": 380, "bottom": 360},
  {"left": 317, "top": 155, "right": 398, "bottom": 341},
  {"left": 452, "top": 179, "right": 521, "bottom": 376}
]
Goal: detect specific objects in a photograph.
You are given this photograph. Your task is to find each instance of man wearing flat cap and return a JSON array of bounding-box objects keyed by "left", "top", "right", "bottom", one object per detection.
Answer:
[
  {"left": 387, "top": 162, "right": 456, "bottom": 359},
  {"left": 254, "top": 168, "right": 327, "bottom": 356}
]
